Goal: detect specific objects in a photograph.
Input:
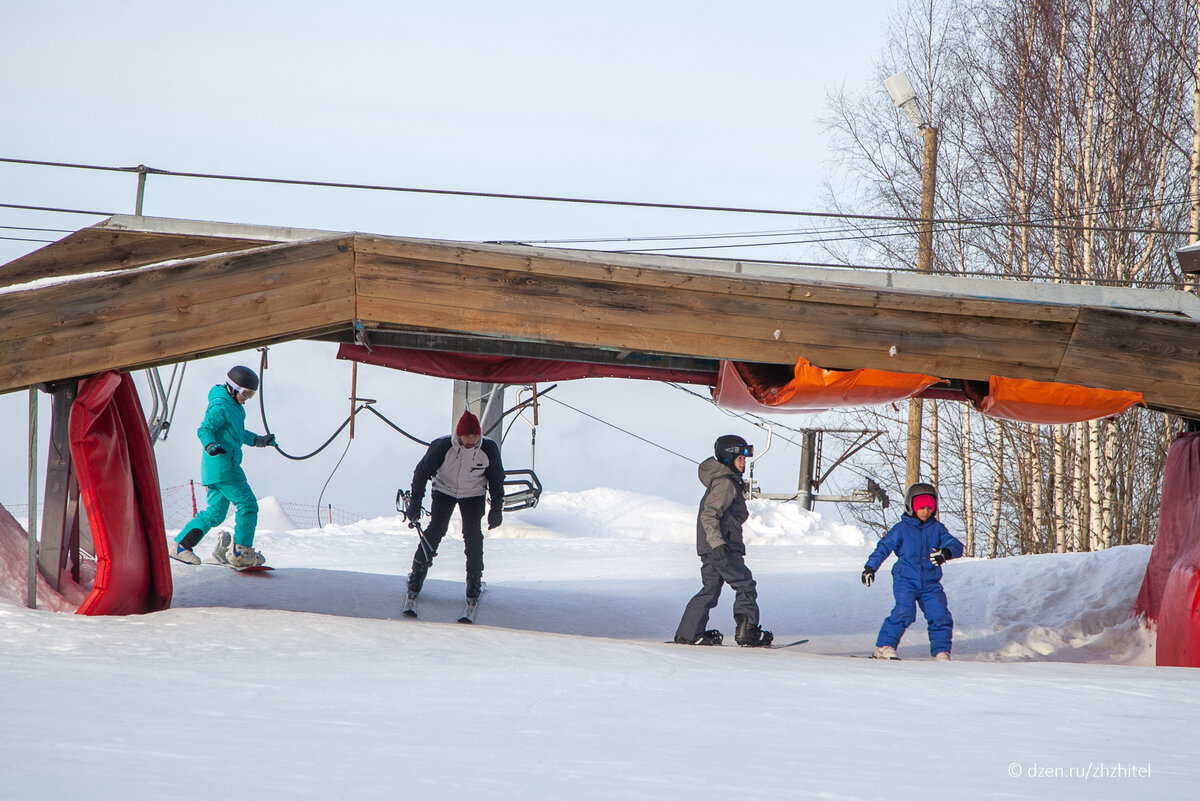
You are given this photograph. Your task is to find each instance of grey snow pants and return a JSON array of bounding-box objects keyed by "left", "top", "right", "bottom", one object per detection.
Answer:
[{"left": 674, "top": 549, "right": 760, "bottom": 642}]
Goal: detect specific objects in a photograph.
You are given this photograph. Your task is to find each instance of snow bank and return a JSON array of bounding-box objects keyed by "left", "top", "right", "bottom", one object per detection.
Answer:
[
  {"left": 745, "top": 498, "right": 867, "bottom": 548},
  {"left": 0, "top": 503, "right": 88, "bottom": 611},
  {"left": 487, "top": 488, "right": 868, "bottom": 548},
  {"left": 254, "top": 496, "right": 299, "bottom": 533},
  {"left": 948, "top": 545, "right": 1155, "bottom": 664}
]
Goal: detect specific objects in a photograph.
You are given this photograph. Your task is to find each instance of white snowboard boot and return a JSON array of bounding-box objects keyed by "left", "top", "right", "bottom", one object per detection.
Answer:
[
  {"left": 169, "top": 541, "right": 201, "bottom": 565},
  {"left": 212, "top": 531, "right": 232, "bottom": 564},
  {"left": 228, "top": 542, "right": 266, "bottom": 567},
  {"left": 872, "top": 645, "right": 901, "bottom": 660}
]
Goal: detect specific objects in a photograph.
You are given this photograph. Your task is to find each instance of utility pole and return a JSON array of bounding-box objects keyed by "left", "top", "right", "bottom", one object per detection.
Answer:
[{"left": 886, "top": 71, "right": 938, "bottom": 488}]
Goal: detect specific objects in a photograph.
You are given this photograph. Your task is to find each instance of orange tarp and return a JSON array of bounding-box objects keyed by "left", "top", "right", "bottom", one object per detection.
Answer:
[
  {"left": 713, "top": 358, "right": 943, "bottom": 413},
  {"left": 969, "top": 376, "right": 1143, "bottom": 425}
]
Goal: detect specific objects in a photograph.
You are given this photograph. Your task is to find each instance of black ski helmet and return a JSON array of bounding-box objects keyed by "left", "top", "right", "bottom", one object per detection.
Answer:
[
  {"left": 903, "top": 482, "right": 938, "bottom": 517},
  {"left": 714, "top": 434, "right": 752, "bottom": 466},
  {"left": 226, "top": 365, "right": 259, "bottom": 393}
]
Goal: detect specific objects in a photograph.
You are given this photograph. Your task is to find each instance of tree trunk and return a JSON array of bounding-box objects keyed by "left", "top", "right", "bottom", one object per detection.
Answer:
[
  {"left": 962, "top": 410, "right": 975, "bottom": 557},
  {"left": 1053, "top": 425, "right": 1067, "bottom": 553},
  {"left": 989, "top": 422, "right": 1004, "bottom": 558}
]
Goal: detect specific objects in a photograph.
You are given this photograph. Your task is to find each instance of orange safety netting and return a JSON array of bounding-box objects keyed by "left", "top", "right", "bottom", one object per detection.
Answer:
[
  {"left": 967, "top": 375, "right": 1144, "bottom": 425},
  {"left": 713, "top": 358, "right": 944, "bottom": 413}
]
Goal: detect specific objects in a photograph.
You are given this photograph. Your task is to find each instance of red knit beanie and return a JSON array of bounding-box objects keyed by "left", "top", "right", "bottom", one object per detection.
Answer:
[
  {"left": 912, "top": 494, "right": 937, "bottom": 515},
  {"left": 456, "top": 410, "right": 481, "bottom": 437}
]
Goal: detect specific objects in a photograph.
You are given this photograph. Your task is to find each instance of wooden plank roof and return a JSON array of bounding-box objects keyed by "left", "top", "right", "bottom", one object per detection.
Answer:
[{"left": 3, "top": 215, "right": 1199, "bottom": 418}]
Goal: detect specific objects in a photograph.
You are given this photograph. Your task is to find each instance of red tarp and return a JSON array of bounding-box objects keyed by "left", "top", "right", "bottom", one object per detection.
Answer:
[
  {"left": 713, "top": 358, "right": 943, "bottom": 413},
  {"left": 966, "top": 375, "right": 1144, "bottom": 425},
  {"left": 336, "top": 343, "right": 718, "bottom": 385},
  {"left": 1134, "top": 432, "right": 1200, "bottom": 666},
  {"left": 71, "top": 372, "right": 172, "bottom": 615}
]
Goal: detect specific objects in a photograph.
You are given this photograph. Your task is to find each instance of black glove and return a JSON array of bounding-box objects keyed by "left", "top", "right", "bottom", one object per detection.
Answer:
[
  {"left": 255, "top": 433, "right": 276, "bottom": 447},
  {"left": 487, "top": 507, "right": 503, "bottom": 530},
  {"left": 205, "top": 443, "right": 226, "bottom": 456},
  {"left": 405, "top": 499, "right": 423, "bottom": 525},
  {"left": 930, "top": 548, "right": 952, "bottom": 566},
  {"left": 712, "top": 545, "right": 729, "bottom": 562},
  {"left": 862, "top": 567, "right": 875, "bottom": 587}
]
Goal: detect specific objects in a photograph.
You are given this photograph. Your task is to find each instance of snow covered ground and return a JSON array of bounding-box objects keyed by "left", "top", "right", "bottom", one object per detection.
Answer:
[{"left": 1, "top": 489, "right": 1195, "bottom": 800}]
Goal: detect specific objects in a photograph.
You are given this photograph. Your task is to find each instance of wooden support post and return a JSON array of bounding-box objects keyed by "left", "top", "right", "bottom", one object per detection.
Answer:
[
  {"left": 26, "top": 388, "right": 38, "bottom": 609},
  {"left": 38, "top": 381, "right": 78, "bottom": 590},
  {"left": 349, "top": 360, "right": 358, "bottom": 439}
]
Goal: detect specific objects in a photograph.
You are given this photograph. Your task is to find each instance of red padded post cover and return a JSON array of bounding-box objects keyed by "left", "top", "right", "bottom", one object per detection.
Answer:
[
  {"left": 1135, "top": 432, "right": 1200, "bottom": 666},
  {"left": 71, "top": 372, "right": 172, "bottom": 615}
]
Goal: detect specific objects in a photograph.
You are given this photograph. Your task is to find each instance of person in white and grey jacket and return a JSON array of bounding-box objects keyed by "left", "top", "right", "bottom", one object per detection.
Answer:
[{"left": 403, "top": 410, "right": 505, "bottom": 600}]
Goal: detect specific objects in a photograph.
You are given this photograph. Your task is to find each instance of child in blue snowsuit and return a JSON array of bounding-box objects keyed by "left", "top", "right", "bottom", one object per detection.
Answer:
[{"left": 862, "top": 482, "right": 964, "bottom": 660}]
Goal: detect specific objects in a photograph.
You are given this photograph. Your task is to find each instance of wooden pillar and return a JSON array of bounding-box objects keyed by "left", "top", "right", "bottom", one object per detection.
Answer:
[{"left": 38, "top": 381, "right": 78, "bottom": 590}]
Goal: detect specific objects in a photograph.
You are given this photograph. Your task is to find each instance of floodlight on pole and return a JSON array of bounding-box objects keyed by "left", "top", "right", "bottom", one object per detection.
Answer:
[
  {"left": 883, "top": 70, "right": 939, "bottom": 488},
  {"left": 884, "top": 71, "right": 927, "bottom": 130}
]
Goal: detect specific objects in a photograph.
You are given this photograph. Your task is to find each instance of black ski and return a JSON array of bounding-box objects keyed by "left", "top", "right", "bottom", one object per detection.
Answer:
[
  {"left": 457, "top": 582, "right": 486, "bottom": 623},
  {"left": 402, "top": 592, "right": 419, "bottom": 618},
  {"left": 457, "top": 595, "right": 480, "bottom": 624}
]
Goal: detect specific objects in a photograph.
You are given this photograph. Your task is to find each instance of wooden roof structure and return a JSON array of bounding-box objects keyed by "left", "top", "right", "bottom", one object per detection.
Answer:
[{"left": 3, "top": 214, "right": 1200, "bottom": 418}]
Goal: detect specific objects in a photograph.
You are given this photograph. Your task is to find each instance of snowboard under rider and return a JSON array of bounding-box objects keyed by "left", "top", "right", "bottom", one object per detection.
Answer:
[
  {"left": 674, "top": 434, "right": 774, "bottom": 648},
  {"left": 403, "top": 410, "right": 505, "bottom": 602},
  {"left": 170, "top": 365, "right": 277, "bottom": 568},
  {"left": 862, "top": 482, "right": 964, "bottom": 660}
]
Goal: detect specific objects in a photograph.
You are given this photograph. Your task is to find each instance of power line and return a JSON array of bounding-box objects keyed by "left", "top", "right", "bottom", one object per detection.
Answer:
[
  {"left": 527, "top": 194, "right": 1195, "bottom": 250},
  {"left": 0, "top": 224, "right": 74, "bottom": 234},
  {"left": 539, "top": 394, "right": 696, "bottom": 464},
  {"left": 0, "top": 235, "right": 56, "bottom": 243},
  {"left": 0, "top": 155, "right": 1193, "bottom": 237},
  {"left": 0, "top": 201, "right": 116, "bottom": 216}
]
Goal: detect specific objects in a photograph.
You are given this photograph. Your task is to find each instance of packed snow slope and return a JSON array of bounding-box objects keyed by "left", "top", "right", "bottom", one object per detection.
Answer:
[{"left": 1, "top": 489, "right": 1195, "bottom": 801}]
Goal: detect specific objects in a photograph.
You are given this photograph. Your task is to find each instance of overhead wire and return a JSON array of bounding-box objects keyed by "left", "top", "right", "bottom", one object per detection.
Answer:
[
  {"left": 0, "top": 155, "right": 1192, "bottom": 237},
  {"left": 538, "top": 394, "right": 697, "bottom": 464},
  {"left": 0, "top": 157, "right": 1192, "bottom": 289}
]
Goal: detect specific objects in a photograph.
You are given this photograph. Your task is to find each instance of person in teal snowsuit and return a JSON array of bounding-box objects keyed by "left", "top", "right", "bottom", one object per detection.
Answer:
[
  {"left": 169, "top": 366, "right": 276, "bottom": 567},
  {"left": 862, "top": 482, "right": 964, "bottom": 660}
]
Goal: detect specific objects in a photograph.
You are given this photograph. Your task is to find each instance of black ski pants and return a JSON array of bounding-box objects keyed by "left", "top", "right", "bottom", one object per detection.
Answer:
[
  {"left": 412, "top": 490, "right": 486, "bottom": 576},
  {"left": 674, "top": 548, "right": 759, "bottom": 642}
]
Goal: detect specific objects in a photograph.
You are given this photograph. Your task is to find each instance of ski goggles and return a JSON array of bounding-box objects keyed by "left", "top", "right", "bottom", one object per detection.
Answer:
[
  {"left": 721, "top": 443, "right": 753, "bottom": 458},
  {"left": 227, "top": 380, "right": 256, "bottom": 399}
]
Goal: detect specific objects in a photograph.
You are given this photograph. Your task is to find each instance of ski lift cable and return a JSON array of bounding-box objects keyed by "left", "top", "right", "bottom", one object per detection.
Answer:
[
  {"left": 315, "top": 437, "right": 354, "bottom": 529},
  {"left": 539, "top": 395, "right": 696, "bottom": 464}
]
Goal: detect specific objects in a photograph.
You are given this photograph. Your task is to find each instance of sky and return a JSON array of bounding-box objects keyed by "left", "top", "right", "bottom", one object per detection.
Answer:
[
  {"left": 0, "top": 1, "right": 910, "bottom": 518},
  {"left": 1, "top": 487, "right": 1190, "bottom": 800}
]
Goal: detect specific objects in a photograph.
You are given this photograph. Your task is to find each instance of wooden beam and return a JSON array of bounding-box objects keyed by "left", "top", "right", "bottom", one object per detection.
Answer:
[
  {"left": 2, "top": 224, "right": 1199, "bottom": 419},
  {"left": 352, "top": 237, "right": 1200, "bottom": 415},
  {"left": 0, "top": 237, "right": 356, "bottom": 393},
  {"left": 0, "top": 229, "right": 276, "bottom": 286},
  {"left": 354, "top": 249, "right": 1076, "bottom": 378}
]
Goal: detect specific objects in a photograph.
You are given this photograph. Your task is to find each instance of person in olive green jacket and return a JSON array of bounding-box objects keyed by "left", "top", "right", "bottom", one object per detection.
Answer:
[{"left": 169, "top": 366, "right": 277, "bottom": 567}]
